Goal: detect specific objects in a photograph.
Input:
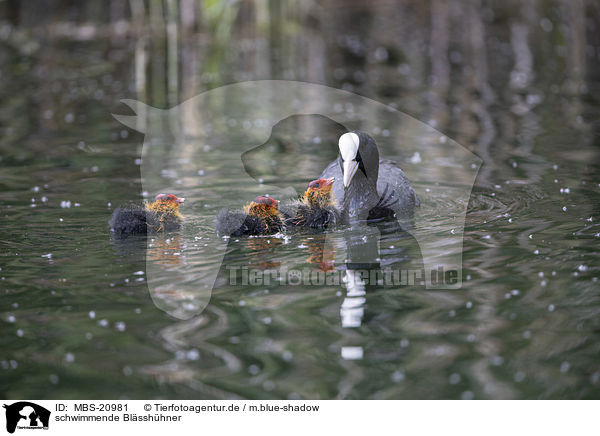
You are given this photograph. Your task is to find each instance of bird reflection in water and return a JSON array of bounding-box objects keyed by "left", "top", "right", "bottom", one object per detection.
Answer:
[{"left": 301, "top": 233, "right": 337, "bottom": 272}]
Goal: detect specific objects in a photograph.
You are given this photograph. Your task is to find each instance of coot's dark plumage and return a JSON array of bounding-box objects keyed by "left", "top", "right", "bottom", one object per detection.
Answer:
[
  {"left": 319, "top": 131, "right": 419, "bottom": 223},
  {"left": 281, "top": 177, "right": 338, "bottom": 228},
  {"left": 110, "top": 193, "right": 184, "bottom": 237},
  {"left": 216, "top": 196, "right": 284, "bottom": 237}
]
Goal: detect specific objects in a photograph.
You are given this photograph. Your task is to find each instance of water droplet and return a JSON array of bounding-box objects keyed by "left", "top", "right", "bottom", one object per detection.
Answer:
[{"left": 449, "top": 373, "right": 461, "bottom": 384}]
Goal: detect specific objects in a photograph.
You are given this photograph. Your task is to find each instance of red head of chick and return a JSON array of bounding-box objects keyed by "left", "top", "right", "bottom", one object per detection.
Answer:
[{"left": 302, "top": 177, "right": 335, "bottom": 208}]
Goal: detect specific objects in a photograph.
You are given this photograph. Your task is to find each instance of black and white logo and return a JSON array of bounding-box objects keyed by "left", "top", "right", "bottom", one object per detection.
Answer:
[{"left": 3, "top": 402, "right": 50, "bottom": 434}]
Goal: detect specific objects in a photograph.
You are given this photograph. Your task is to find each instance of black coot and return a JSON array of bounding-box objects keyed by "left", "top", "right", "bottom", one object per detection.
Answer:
[{"left": 319, "top": 131, "right": 419, "bottom": 223}]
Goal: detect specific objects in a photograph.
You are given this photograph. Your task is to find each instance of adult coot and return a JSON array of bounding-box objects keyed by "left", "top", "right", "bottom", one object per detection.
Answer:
[
  {"left": 281, "top": 177, "right": 338, "bottom": 228},
  {"left": 319, "top": 131, "right": 419, "bottom": 223},
  {"left": 216, "top": 196, "right": 284, "bottom": 237},
  {"left": 109, "top": 193, "right": 185, "bottom": 237}
]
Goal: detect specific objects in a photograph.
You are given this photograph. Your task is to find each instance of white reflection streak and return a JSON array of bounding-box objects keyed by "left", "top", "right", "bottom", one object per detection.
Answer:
[
  {"left": 340, "top": 270, "right": 366, "bottom": 329},
  {"left": 341, "top": 346, "right": 363, "bottom": 360}
]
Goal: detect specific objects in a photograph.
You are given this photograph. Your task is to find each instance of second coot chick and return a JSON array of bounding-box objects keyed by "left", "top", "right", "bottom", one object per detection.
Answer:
[
  {"left": 281, "top": 178, "right": 338, "bottom": 228},
  {"left": 216, "top": 196, "right": 284, "bottom": 237},
  {"left": 110, "top": 193, "right": 185, "bottom": 237}
]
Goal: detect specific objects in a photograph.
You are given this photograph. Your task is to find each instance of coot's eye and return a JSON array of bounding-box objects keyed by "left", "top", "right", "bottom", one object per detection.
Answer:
[{"left": 313, "top": 183, "right": 320, "bottom": 188}]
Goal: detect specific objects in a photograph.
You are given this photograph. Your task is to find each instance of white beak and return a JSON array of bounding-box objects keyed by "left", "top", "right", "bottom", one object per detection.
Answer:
[{"left": 343, "top": 160, "right": 359, "bottom": 188}]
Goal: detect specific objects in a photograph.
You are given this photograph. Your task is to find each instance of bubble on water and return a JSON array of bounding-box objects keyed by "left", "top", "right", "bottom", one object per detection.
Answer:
[
  {"left": 187, "top": 349, "right": 200, "bottom": 361},
  {"left": 7, "top": 315, "right": 15, "bottom": 323},
  {"left": 449, "top": 373, "right": 461, "bottom": 384},
  {"left": 548, "top": 304, "right": 555, "bottom": 312},
  {"left": 491, "top": 356, "right": 504, "bottom": 366},
  {"left": 560, "top": 187, "right": 570, "bottom": 194},
  {"left": 449, "top": 310, "right": 456, "bottom": 317},
  {"left": 461, "top": 391, "right": 475, "bottom": 400},
  {"left": 64, "top": 353, "right": 75, "bottom": 363},
  {"left": 409, "top": 152, "right": 422, "bottom": 164},
  {"left": 538, "top": 272, "right": 544, "bottom": 278},
  {"left": 514, "top": 371, "right": 525, "bottom": 382},
  {"left": 98, "top": 319, "right": 109, "bottom": 327},
  {"left": 523, "top": 330, "right": 531, "bottom": 339},
  {"left": 540, "top": 17, "right": 553, "bottom": 32},
  {"left": 88, "top": 311, "right": 96, "bottom": 319},
  {"left": 262, "top": 316, "right": 272, "bottom": 325},
  {"left": 577, "top": 265, "right": 588, "bottom": 272},
  {"left": 49, "top": 374, "right": 59, "bottom": 384},
  {"left": 467, "top": 334, "right": 476, "bottom": 342},
  {"left": 85, "top": 332, "right": 93, "bottom": 340},
  {"left": 263, "top": 380, "right": 276, "bottom": 391},
  {"left": 115, "top": 322, "right": 126, "bottom": 332},
  {"left": 60, "top": 200, "right": 71, "bottom": 208},
  {"left": 41, "top": 253, "right": 52, "bottom": 259},
  {"left": 282, "top": 350, "right": 293, "bottom": 362},
  {"left": 528, "top": 234, "right": 533, "bottom": 239},
  {"left": 248, "top": 364, "right": 260, "bottom": 375},
  {"left": 466, "top": 301, "right": 473, "bottom": 309},
  {"left": 511, "top": 289, "right": 520, "bottom": 296},
  {"left": 562, "top": 206, "right": 567, "bottom": 212},
  {"left": 591, "top": 372, "right": 600, "bottom": 384},
  {"left": 229, "top": 336, "right": 240, "bottom": 344},
  {"left": 16, "top": 329, "right": 23, "bottom": 337},
  {"left": 533, "top": 249, "right": 539, "bottom": 255},
  {"left": 122, "top": 366, "right": 133, "bottom": 376},
  {"left": 400, "top": 338, "right": 410, "bottom": 348},
  {"left": 560, "top": 361, "right": 570, "bottom": 373},
  {"left": 391, "top": 370, "right": 405, "bottom": 382}
]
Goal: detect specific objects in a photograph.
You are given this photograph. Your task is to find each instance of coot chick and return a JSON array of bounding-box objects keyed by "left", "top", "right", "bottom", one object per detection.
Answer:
[
  {"left": 110, "top": 193, "right": 185, "bottom": 237},
  {"left": 281, "top": 177, "right": 338, "bottom": 228},
  {"left": 319, "top": 131, "right": 419, "bottom": 223},
  {"left": 216, "top": 196, "right": 284, "bottom": 237}
]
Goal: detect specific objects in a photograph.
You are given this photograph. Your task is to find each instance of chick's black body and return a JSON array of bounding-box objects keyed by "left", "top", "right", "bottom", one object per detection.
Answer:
[
  {"left": 109, "top": 206, "right": 149, "bottom": 236},
  {"left": 216, "top": 196, "right": 284, "bottom": 237},
  {"left": 216, "top": 210, "right": 283, "bottom": 236},
  {"left": 280, "top": 178, "right": 338, "bottom": 229},
  {"left": 285, "top": 204, "right": 334, "bottom": 228}
]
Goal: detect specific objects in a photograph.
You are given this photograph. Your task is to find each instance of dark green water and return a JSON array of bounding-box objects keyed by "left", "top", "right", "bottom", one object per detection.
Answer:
[{"left": 1, "top": 1, "right": 600, "bottom": 399}]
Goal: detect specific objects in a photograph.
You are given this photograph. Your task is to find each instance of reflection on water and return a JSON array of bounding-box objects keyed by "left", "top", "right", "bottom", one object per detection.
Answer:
[{"left": 0, "top": 0, "right": 599, "bottom": 399}]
